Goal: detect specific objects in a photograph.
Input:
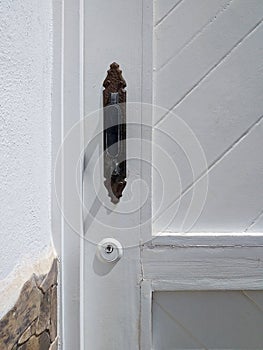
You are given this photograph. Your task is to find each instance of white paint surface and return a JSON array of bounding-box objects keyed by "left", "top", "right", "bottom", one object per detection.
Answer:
[
  {"left": 82, "top": 1, "right": 153, "bottom": 349},
  {"left": 0, "top": 0, "right": 53, "bottom": 284},
  {"left": 153, "top": 0, "right": 263, "bottom": 232},
  {"left": 149, "top": 1, "right": 263, "bottom": 348},
  {"left": 143, "top": 235, "right": 263, "bottom": 291},
  {"left": 72, "top": 0, "right": 263, "bottom": 348},
  {"left": 153, "top": 291, "right": 263, "bottom": 349}
]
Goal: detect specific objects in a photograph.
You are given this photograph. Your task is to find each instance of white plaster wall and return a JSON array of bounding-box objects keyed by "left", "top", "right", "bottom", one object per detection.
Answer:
[{"left": 0, "top": 0, "right": 53, "bottom": 282}]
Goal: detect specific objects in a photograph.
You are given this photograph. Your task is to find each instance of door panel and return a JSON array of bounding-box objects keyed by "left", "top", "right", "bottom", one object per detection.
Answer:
[
  {"left": 153, "top": 291, "right": 263, "bottom": 350},
  {"left": 153, "top": 0, "right": 263, "bottom": 233},
  {"left": 81, "top": 0, "right": 263, "bottom": 349}
]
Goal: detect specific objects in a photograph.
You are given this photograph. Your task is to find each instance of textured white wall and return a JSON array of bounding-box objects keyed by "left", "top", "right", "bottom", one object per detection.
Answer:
[{"left": 0, "top": 0, "right": 53, "bottom": 280}]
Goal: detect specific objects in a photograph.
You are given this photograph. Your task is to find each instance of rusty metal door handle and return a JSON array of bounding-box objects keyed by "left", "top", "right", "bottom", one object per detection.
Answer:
[{"left": 103, "top": 63, "right": 127, "bottom": 203}]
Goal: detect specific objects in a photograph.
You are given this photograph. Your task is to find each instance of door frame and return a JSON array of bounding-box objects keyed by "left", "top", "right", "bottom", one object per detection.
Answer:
[
  {"left": 53, "top": 0, "right": 154, "bottom": 348},
  {"left": 81, "top": 0, "right": 154, "bottom": 349},
  {"left": 52, "top": 0, "right": 84, "bottom": 348}
]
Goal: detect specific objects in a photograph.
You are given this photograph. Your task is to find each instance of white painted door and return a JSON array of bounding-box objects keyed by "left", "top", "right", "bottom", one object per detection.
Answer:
[{"left": 81, "top": 1, "right": 263, "bottom": 349}]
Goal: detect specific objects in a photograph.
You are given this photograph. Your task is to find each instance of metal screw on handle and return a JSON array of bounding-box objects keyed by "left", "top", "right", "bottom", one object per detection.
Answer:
[{"left": 96, "top": 238, "right": 123, "bottom": 263}]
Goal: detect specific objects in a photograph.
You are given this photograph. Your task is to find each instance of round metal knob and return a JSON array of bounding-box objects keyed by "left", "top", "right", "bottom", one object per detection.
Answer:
[{"left": 96, "top": 238, "right": 123, "bottom": 263}]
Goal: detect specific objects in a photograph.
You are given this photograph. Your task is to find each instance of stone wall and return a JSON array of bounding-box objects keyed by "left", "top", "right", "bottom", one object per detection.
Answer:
[{"left": 0, "top": 259, "right": 58, "bottom": 350}]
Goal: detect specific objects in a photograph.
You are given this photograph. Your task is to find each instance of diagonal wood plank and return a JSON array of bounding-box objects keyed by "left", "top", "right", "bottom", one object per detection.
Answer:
[
  {"left": 153, "top": 291, "right": 263, "bottom": 349},
  {"left": 153, "top": 299, "right": 207, "bottom": 350},
  {"left": 154, "top": 0, "right": 183, "bottom": 27},
  {"left": 245, "top": 209, "right": 263, "bottom": 233},
  {"left": 153, "top": 117, "right": 263, "bottom": 233},
  {"left": 246, "top": 212, "right": 263, "bottom": 233},
  {"left": 154, "top": 0, "right": 263, "bottom": 123},
  {"left": 153, "top": 15, "right": 263, "bottom": 232},
  {"left": 154, "top": 0, "right": 230, "bottom": 70}
]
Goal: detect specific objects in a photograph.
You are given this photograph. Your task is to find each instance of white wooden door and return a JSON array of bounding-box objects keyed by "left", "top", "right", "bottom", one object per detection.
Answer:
[{"left": 81, "top": 1, "right": 263, "bottom": 349}]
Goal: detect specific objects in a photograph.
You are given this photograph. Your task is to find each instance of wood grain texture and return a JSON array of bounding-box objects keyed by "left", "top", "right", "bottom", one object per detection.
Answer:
[{"left": 142, "top": 240, "right": 263, "bottom": 290}]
